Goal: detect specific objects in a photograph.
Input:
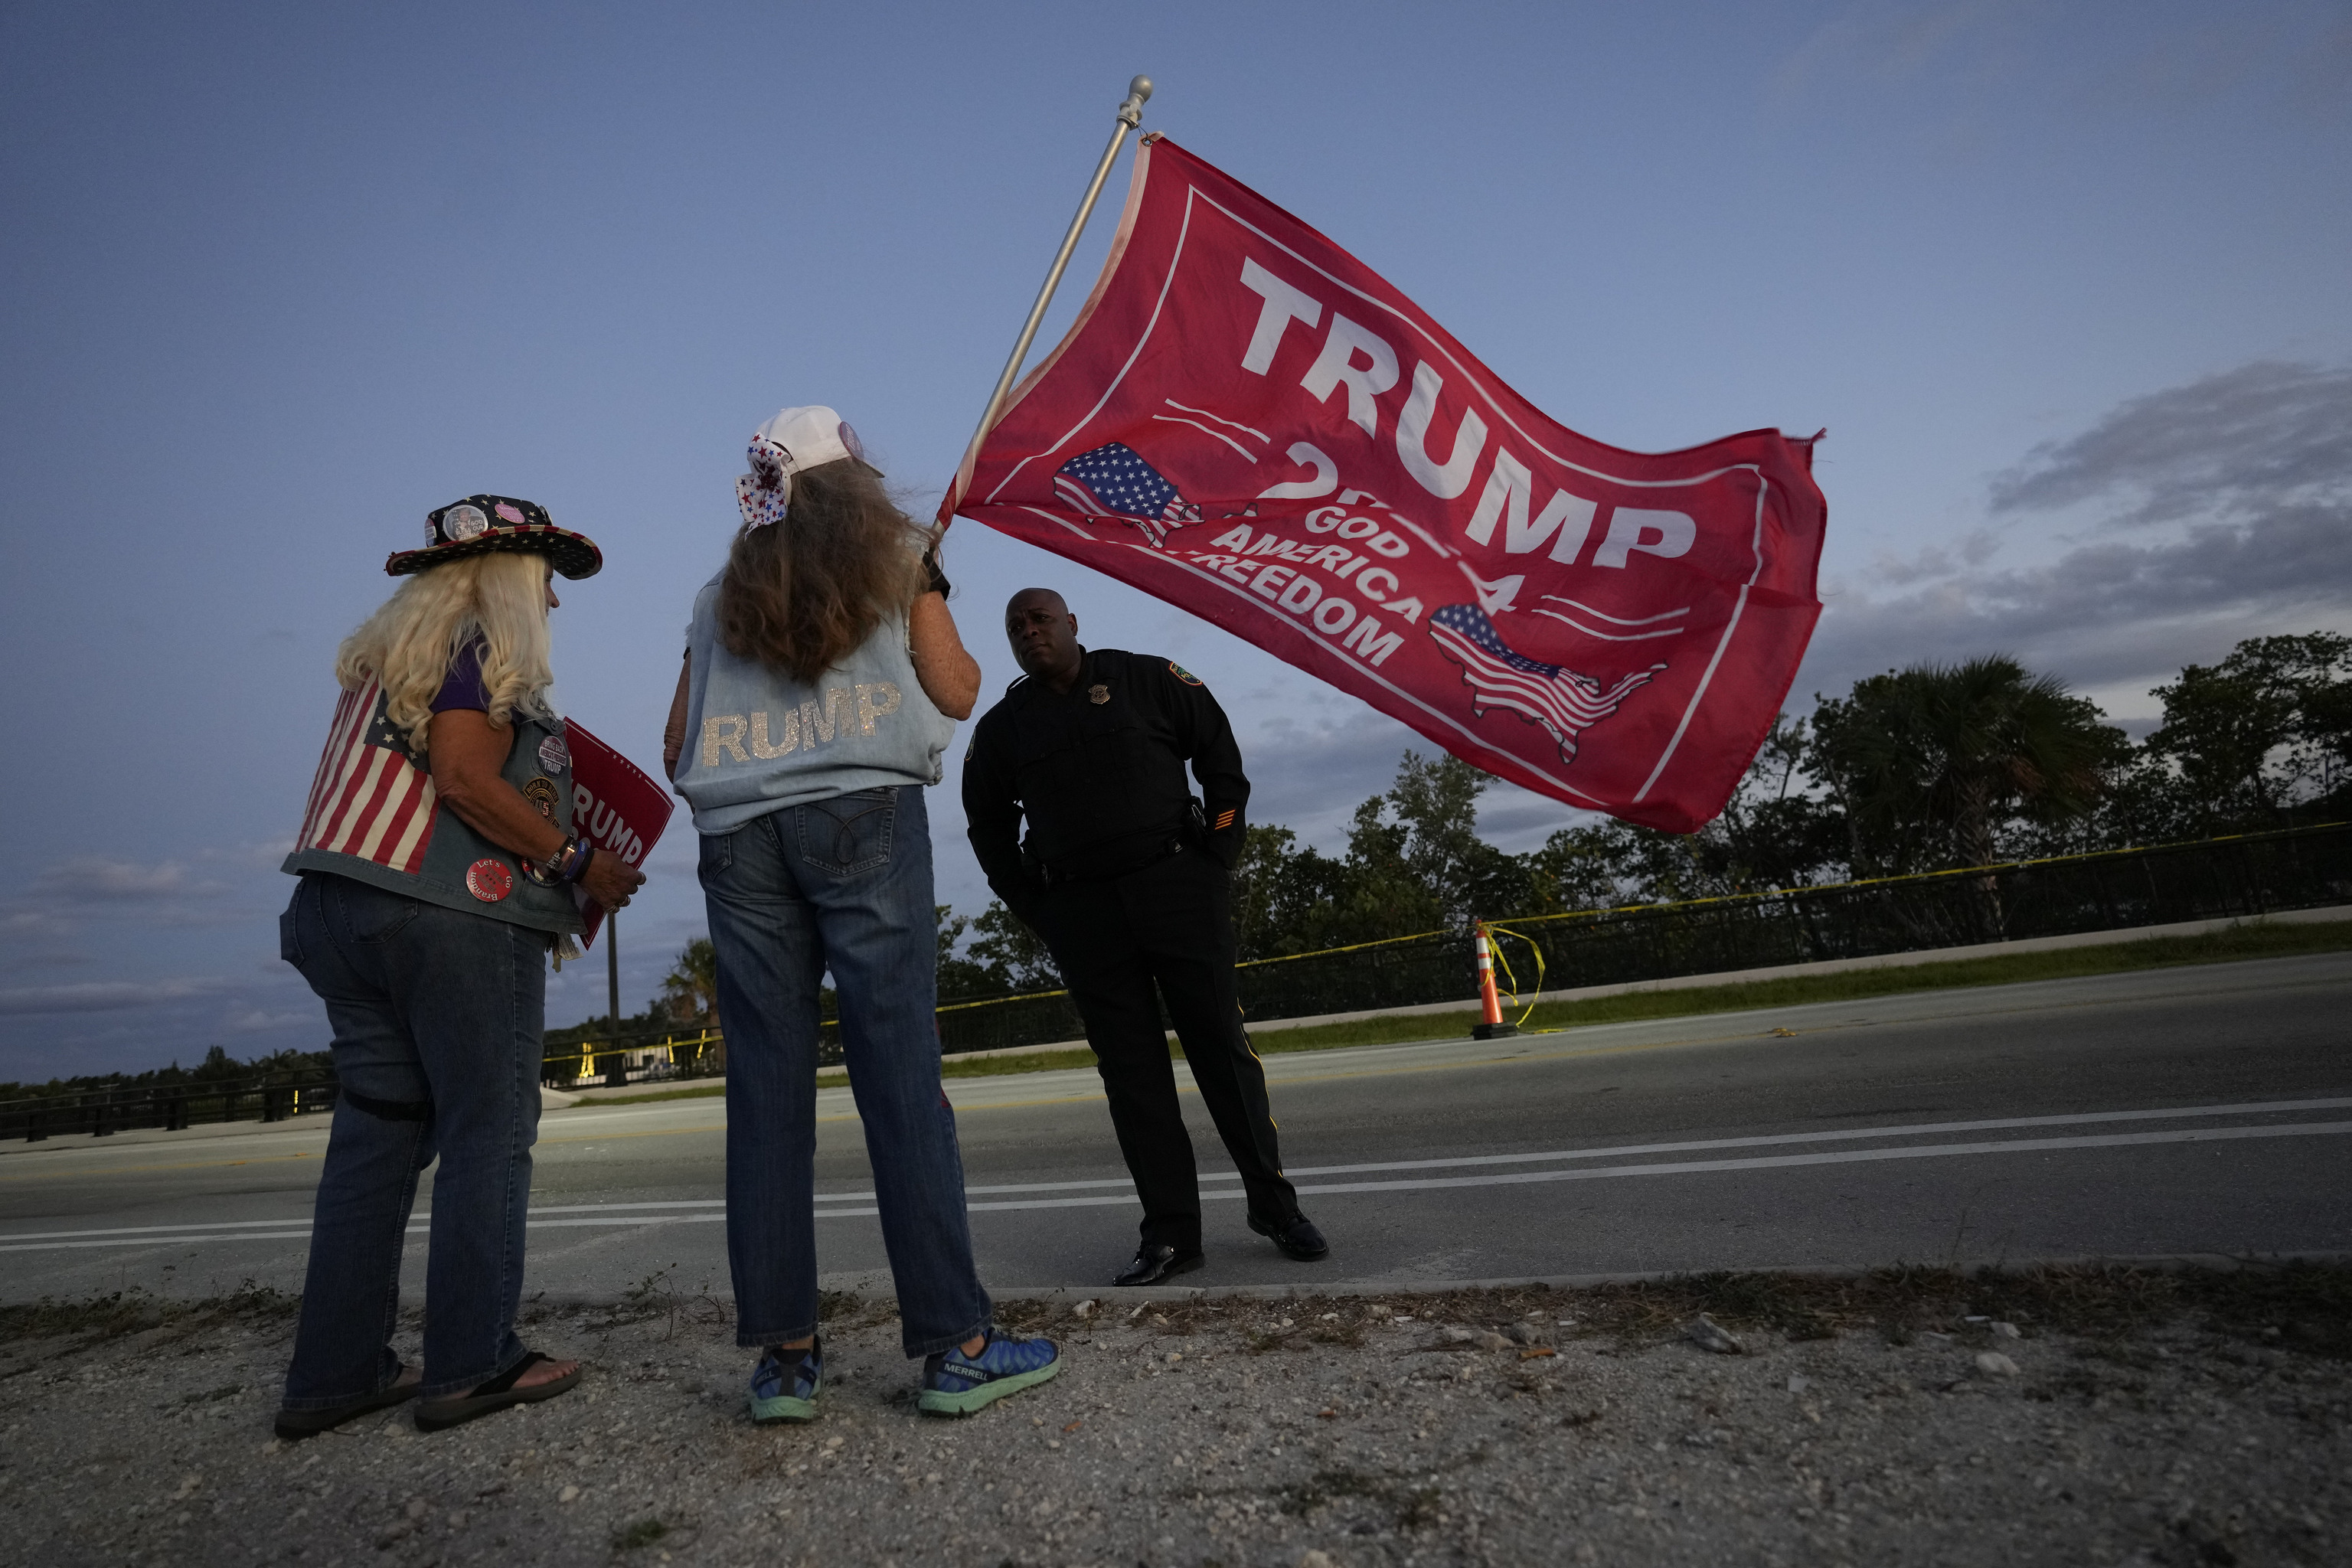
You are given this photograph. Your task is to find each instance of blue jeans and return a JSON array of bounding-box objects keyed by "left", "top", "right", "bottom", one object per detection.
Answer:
[
  {"left": 699, "top": 784, "right": 992, "bottom": 1357},
  {"left": 277, "top": 873, "right": 545, "bottom": 1406}
]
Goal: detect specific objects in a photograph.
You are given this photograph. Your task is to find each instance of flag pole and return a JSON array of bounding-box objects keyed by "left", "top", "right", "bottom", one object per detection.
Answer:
[{"left": 947, "top": 74, "right": 1152, "bottom": 517}]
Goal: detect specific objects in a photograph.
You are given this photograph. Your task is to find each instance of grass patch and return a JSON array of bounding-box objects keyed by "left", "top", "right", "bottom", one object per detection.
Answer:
[
  {"left": 610, "top": 1517, "right": 669, "bottom": 1550},
  {"left": 1237, "top": 917, "right": 2352, "bottom": 1058},
  {"left": 0, "top": 1278, "right": 297, "bottom": 1345},
  {"left": 992, "top": 1259, "right": 2352, "bottom": 1361},
  {"left": 939, "top": 1047, "right": 1100, "bottom": 1080},
  {"left": 564, "top": 1083, "right": 727, "bottom": 1106},
  {"left": 557, "top": 920, "right": 2350, "bottom": 1101}
]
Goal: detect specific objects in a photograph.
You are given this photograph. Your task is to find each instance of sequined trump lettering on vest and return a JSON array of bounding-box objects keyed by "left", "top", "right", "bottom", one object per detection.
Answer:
[{"left": 671, "top": 573, "right": 959, "bottom": 835}]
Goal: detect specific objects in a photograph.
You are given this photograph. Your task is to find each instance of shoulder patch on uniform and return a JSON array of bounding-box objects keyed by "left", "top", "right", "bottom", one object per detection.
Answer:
[{"left": 1168, "top": 661, "right": 1204, "bottom": 687}]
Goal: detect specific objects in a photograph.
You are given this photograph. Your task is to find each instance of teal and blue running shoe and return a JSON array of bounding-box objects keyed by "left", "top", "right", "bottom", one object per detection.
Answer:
[
  {"left": 917, "top": 1329, "right": 1062, "bottom": 1417},
  {"left": 748, "top": 1338, "right": 822, "bottom": 1424}
]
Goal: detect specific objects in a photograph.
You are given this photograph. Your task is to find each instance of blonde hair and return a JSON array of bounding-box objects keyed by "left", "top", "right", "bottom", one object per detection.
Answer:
[{"left": 335, "top": 552, "right": 556, "bottom": 753}]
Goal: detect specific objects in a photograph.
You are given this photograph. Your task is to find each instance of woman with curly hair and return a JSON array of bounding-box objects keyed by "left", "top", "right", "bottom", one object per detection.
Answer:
[
  {"left": 665, "top": 407, "right": 1060, "bottom": 1420},
  {"left": 275, "top": 497, "right": 643, "bottom": 1437}
]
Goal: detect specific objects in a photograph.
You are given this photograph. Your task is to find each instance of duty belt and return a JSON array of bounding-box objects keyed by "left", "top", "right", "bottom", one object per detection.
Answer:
[{"left": 1037, "top": 831, "right": 1189, "bottom": 887}]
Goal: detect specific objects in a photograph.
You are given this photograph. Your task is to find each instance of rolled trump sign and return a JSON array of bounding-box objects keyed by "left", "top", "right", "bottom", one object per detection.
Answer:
[{"left": 562, "top": 717, "right": 674, "bottom": 948}]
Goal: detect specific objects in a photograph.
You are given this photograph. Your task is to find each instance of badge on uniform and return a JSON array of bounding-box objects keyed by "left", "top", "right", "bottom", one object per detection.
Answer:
[
  {"left": 521, "top": 776, "right": 560, "bottom": 818},
  {"left": 1168, "top": 662, "right": 1203, "bottom": 687},
  {"left": 466, "top": 858, "right": 514, "bottom": 903},
  {"left": 1087, "top": 683, "right": 1111, "bottom": 704},
  {"left": 538, "top": 734, "right": 570, "bottom": 773}
]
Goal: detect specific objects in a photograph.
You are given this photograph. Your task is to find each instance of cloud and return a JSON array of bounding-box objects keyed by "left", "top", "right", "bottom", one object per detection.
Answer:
[
  {"left": 0, "top": 976, "right": 234, "bottom": 1016},
  {"left": 29, "top": 858, "right": 229, "bottom": 903},
  {"left": 1801, "top": 361, "right": 2352, "bottom": 707},
  {"left": 1990, "top": 361, "right": 2352, "bottom": 527},
  {"left": 219, "top": 1006, "right": 315, "bottom": 1032},
  {"left": 1771, "top": 2, "right": 2352, "bottom": 119}
]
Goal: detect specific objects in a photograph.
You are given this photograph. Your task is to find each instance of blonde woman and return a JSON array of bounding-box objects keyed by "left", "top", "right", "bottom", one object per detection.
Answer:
[
  {"left": 665, "top": 407, "right": 1060, "bottom": 1420},
  {"left": 274, "top": 495, "right": 643, "bottom": 1439}
]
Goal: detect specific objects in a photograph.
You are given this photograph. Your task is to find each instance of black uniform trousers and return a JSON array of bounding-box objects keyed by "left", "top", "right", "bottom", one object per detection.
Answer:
[{"left": 1029, "top": 846, "right": 1298, "bottom": 1252}]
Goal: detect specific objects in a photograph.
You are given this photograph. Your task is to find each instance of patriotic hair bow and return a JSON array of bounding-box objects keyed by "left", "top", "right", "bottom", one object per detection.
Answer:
[{"left": 737, "top": 435, "right": 793, "bottom": 530}]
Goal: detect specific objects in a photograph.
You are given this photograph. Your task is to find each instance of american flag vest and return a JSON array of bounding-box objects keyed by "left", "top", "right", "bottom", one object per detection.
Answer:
[{"left": 280, "top": 677, "right": 585, "bottom": 936}]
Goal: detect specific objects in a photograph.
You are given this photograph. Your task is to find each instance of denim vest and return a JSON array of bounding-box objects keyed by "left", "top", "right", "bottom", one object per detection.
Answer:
[
  {"left": 674, "top": 575, "right": 958, "bottom": 835},
  {"left": 281, "top": 679, "right": 585, "bottom": 936}
]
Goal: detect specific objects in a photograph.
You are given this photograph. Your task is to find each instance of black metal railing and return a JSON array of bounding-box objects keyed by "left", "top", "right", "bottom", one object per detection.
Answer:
[
  {"left": 932, "top": 821, "right": 2352, "bottom": 1054},
  {"left": 1488, "top": 819, "right": 2352, "bottom": 998},
  {"left": 2, "top": 1073, "right": 338, "bottom": 1142}
]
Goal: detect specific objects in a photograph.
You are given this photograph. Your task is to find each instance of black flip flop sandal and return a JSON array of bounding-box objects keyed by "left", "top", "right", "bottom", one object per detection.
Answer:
[
  {"left": 413, "top": 1351, "right": 581, "bottom": 1433},
  {"left": 273, "top": 1365, "right": 422, "bottom": 1440}
]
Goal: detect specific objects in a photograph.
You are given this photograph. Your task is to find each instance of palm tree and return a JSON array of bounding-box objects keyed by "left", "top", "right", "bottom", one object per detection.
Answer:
[
  {"left": 662, "top": 938, "right": 720, "bottom": 1031},
  {"left": 1810, "top": 655, "right": 2120, "bottom": 877}
]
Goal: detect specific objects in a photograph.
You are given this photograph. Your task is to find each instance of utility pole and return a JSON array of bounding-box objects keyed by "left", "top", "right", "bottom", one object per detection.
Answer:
[{"left": 606, "top": 908, "right": 622, "bottom": 1086}]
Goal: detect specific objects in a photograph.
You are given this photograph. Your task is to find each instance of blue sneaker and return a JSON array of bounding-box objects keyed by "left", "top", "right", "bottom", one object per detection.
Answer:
[
  {"left": 918, "top": 1329, "right": 1062, "bottom": 1417},
  {"left": 748, "top": 1338, "right": 822, "bottom": 1424}
]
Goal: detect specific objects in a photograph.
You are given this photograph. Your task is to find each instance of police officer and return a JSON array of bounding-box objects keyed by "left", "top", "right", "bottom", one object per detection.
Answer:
[{"left": 963, "top": 588, "right": 1330, "bottom": 1285}]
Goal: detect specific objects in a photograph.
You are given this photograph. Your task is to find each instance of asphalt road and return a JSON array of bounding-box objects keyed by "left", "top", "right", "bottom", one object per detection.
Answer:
[{"left": 5, "top": 952, "right": 2348, "bottom": 1308}]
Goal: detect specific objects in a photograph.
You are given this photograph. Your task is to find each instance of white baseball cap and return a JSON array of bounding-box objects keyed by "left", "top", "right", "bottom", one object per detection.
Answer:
[{"left": 737, "top": 405, "right": 881, "bottom": 529}]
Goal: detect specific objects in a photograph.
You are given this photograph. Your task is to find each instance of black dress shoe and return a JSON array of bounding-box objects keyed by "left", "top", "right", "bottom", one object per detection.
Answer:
[
  {"left": 1112, "top": 1243, "right": 1205, "bottom": 1287},
  {"left": 1248, "top": 1210, "right": 1329, "bottom": 1261}
]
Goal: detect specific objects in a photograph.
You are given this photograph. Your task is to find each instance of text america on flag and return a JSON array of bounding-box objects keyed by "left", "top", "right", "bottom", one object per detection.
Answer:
[
  {"left": 1429, "top": 603, "right": 1662, "bottom": 764},
  {"left": 296, "top": 679, "right": 438, "bottom": 872}
]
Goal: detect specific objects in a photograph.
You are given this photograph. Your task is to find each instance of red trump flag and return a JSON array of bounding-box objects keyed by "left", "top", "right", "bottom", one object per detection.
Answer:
[{"left": 943, "top": 136, "right": 1825, "bottom": 833}]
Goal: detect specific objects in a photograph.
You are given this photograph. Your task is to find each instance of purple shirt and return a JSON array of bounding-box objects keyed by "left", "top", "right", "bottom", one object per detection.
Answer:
[{"left": 431, "top": 638, "right": 492, "bottom": 714}]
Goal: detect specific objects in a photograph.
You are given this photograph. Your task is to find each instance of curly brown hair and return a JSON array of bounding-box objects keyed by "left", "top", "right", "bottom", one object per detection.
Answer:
[{"left": 717, "top": 459, "right": 929, "bottom": 683}]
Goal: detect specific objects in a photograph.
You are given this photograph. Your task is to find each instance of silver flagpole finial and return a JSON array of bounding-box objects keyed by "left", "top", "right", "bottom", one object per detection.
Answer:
[{"left": 1118, "top": 76, "right": 1153, "bottom": 126}]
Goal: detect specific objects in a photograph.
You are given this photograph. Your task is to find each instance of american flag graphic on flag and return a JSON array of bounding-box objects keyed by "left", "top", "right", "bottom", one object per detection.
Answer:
[
  {"left": 1429, "top": 604, "right": 1664, "bottom": 764},
  {"left": 1053, "top": 443, "right": 1203, "bottom": 547},
  {"left": 296, "top": 678, "right": 439, "bottom": 872}
]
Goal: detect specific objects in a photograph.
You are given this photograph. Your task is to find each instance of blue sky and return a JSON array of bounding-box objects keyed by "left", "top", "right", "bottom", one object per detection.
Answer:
[{"left": 4, "top": 2, "right": 2347, "bottom": 1081}]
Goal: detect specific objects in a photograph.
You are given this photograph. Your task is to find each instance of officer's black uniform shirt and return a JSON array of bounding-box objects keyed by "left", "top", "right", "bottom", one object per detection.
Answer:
[{"left": 963, "top": 648, "right": 1249, "bottom": 906}]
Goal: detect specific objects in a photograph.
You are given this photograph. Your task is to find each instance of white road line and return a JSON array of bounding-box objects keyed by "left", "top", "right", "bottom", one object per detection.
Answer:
[
  {"left": 1280, "top": 1119, "right": 2352, "bottom": 1197},
  {"left": 9, "top": 1104, "right": 2347, "bottom": 1255},
  {"left": 0, "top": 1217, "right": 347, "bottom": 1243},
  {"left": 947, "top": 1120, "right": 2352, "bottom": 1211},
  {"left": 1263, "top": 1095, "right": 2352, "bottom": 1181},
  {"left": 2, "top": 1232, "right": 317, "bottom": 1253}
]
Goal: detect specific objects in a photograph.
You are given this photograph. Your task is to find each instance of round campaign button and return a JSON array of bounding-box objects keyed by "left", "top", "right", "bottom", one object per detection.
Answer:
[
  {"left": 440, "top": 503, "right": 488, "bottom": 543},
  {"left": 537, "top": 733, "right": 570, "bottom": 773},
  {"left": 466, "top": 858, "right": 514, "bottom": 903}
]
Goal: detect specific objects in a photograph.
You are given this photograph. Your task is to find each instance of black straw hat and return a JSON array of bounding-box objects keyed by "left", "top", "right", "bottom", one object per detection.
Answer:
[{"left": 384, "top": 495, "right": 603, "bottom": 579}]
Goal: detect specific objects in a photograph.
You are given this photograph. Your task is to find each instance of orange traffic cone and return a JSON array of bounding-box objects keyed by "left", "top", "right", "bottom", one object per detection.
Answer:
[{"left": 1472, "top": 920, "right": 1517, "bottom": 1040}]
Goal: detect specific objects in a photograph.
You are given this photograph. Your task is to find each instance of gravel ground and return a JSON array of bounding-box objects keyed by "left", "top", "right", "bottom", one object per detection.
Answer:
[{"left": 3, "top": 1268, "right": 2347, "bottom": 1567}]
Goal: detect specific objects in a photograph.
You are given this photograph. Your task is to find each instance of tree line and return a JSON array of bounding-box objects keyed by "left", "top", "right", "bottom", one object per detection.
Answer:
[{"left": 936, "top": 631, "right": 2352, "bottom": 998}]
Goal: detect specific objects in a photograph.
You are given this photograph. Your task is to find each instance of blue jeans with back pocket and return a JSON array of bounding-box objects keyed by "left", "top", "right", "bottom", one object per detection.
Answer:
[
  {"left": 698, "top": 784, "right": 992, "bottom": 1357},
  {"left": 276, "top": 871, "right": 546, "bottom": 1406}
]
